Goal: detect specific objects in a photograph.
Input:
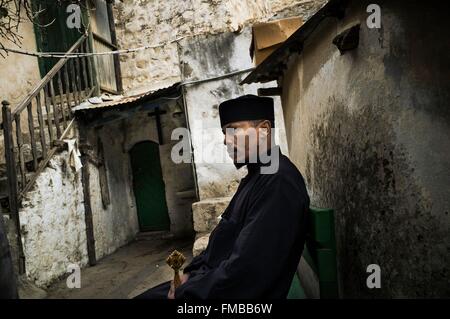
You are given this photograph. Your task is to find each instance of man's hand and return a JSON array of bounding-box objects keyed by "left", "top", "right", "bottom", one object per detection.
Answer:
[
  {"left": 180, "top": 273, "right": 190, "bottom": 285},
  {"left": 168, "top": 280, "right": 175, "bottom": 299},
  {"left": 168, "top": 273, "right": 190, "bottom": 299}
]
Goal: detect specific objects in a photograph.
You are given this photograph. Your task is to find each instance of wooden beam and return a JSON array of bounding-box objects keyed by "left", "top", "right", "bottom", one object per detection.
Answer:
[
  {"left": 97, "top": 138, "right": 110, "bottom": 209},
  {"left": 57, "top": 70, "right": 68, "bottom": 129},
  {"left": 63, "top": 64, "right": 73, "bottom": 112},
  {"left": 147, "top": 109, "right": 167, "bottom": 117},
  {"left": 99, "top": 85, "right": 120, "bottom": 96},
  {"left": 74, "top": 53, "right": 83, "bottom": 102},
  {"left": 148, "top": 107, "right": 166, "bottom": 145},
  {"left": 106, "top": 0, "right": 123, "bottom": 93},
  {"left": 2, "top": 101, "right": 26, "bottom": 274},
  {"left": 14, "top": 114, "right": 27, "bottom": 188},
  {"left": 49, "top": 80, "right": 62, "bottom": 138},
  {"left": 257, "top": 87, "right": 282, "bottom": 96},
  {"left": 35, "top": 94, "right": 48, "bottom": 159},
  {"left": 92, "top": 32, "right": 118, "bottom": 50},
  {"left": 80, "top": 43, "right": 90, "bottom": 98},
  {"left": 79, "top": 121, "right": 97, "bottom": 266},
  {"left": 44, "top": 84, "right": 55, "bottom": 143},
  {"left": 26, "top": 103, "right": 38, "bottom": 171}
]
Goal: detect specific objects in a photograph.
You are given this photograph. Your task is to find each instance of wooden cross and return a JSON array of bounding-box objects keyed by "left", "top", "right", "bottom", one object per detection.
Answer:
[
  {"left": 147, "top": 107, "right": 167, "bottom": 145},
  {"left": 166, "top": 250, "right": 186, "bottom": 289}
]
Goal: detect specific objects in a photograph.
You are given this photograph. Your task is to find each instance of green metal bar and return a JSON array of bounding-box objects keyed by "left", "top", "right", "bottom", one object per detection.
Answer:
[{"left": 308, "top": 207, "right": 339, "bottom": 299}]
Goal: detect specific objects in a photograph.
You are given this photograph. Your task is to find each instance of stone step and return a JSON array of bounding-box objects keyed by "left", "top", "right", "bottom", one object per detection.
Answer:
[
  {"left": 192, "top": 233, "right": 210, "bottom": 257},
  {"left": 192, "top": 196, "right": 231, "bottom": 233},
  {"left": 135, "top": 231, "right": 173, "bottom": 241}
]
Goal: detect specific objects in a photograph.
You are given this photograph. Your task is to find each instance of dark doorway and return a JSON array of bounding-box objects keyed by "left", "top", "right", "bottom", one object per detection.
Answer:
[{"left": 130, "top": 141, "right": 170, "bottom": 231}]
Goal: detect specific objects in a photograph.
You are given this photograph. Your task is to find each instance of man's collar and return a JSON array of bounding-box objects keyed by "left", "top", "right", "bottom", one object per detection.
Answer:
[{"left": 245, "top": 145, "right": 281, "bottom": 175}]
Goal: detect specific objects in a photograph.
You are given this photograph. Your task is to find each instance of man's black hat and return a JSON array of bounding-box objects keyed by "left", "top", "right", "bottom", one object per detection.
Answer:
[{"left": 218, "top": 94, "right": 275, "bottom": 128}]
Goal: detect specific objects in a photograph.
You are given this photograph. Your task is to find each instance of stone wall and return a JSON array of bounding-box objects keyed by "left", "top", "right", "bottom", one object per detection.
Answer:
[
  {"left": 281, "top": 0, "right": 450, "bottom": 297},
  {"left": 113, "top": 0, "right": 327, "bottom": 94}
]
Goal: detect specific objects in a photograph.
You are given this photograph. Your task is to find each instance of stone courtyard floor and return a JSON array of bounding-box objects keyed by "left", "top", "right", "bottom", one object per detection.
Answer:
[{"left": 44, "top": 232, "right": 194, "bottom": 299}]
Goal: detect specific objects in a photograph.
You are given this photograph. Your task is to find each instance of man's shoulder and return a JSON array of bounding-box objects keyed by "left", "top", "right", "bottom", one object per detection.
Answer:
[
  {"left": 274, "top": 153, "right": 303, "bottom": 179},
  {"left": 279, "top": 153, "right": 301, "bottom": 175},
  {"left": 258, "top": 153, "right": 307, "bottom": 191},
  {"left": 251, "top": 153, "right": 310, "bottom": 212}
]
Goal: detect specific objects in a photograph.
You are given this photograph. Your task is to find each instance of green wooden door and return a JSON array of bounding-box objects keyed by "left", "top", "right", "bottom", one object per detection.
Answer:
[
  {"left": 130, "top": 141, "right": 170, "bottom": 231},
  {"left": 32, "top": 0, "right": 87, "bottom": 76}
]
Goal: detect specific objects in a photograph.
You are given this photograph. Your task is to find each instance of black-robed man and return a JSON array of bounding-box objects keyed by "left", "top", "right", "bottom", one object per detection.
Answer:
[{"left": 135, "top": 94, "right": 310, "bottom": 299}]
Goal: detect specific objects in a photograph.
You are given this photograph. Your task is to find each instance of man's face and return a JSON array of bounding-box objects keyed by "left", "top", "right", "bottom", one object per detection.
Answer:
[{"left": 222, "top": 120, "right": 270, "bottom": 164}]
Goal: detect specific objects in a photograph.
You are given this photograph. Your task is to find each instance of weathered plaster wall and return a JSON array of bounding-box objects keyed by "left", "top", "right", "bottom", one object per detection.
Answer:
[
  {"left": 88, "top": 156, "right": 137, "bottom": 261},
  {"left": 281, "top": 0, "right": 450, "bottom": 297},
  {"left": 181, "top": 27, "right": 289, "bottom": 200},
  {"left": 88, "top": 125, "right": 139, "bottom": 260},
  {"left": 0, "top": 10, "right": 41, "bottom": 107},
  {"left": 19, "top": 150, "right": 88, "bottom": 288},
  {"left": 87, "top": 99, "right": 195, "bottom": 257},
  {"left": 113, "top": 0, "right": 326, "bottom": 94}
]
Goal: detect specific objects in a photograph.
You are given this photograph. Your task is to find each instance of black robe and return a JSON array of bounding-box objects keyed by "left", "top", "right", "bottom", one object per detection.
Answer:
[{"left": 175, "top": 146, "right": 310, "bottom": 299}]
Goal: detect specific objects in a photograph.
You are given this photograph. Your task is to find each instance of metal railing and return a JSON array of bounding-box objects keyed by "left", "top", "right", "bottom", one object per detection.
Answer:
[{"left": 1, "top": 34, "right": 96, "bottom": 274}]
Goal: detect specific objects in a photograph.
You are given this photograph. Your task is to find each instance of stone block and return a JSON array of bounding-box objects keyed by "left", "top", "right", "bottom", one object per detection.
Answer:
[
  {"left": 192, "top": 232, "right": 210, "bottom": 257},
  {"left": 192, "top": 197, "right": 231, "bottom": 233}
]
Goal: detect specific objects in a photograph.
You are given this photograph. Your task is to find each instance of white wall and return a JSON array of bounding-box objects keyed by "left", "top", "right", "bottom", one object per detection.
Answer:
[
  {"left": 19, "top": 151, "right": 88, "bottom": 287},
  {"left": 181, "top": 27, "right": 289, "bottom": 200},
  {"left": 89, "top": 125, "right": 140, "bottom": 260}
]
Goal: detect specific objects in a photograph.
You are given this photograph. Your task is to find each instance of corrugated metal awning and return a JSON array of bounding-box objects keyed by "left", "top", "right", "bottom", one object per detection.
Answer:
[{"left": 72, "top": 82, "right": 181, "bottom": 112}]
